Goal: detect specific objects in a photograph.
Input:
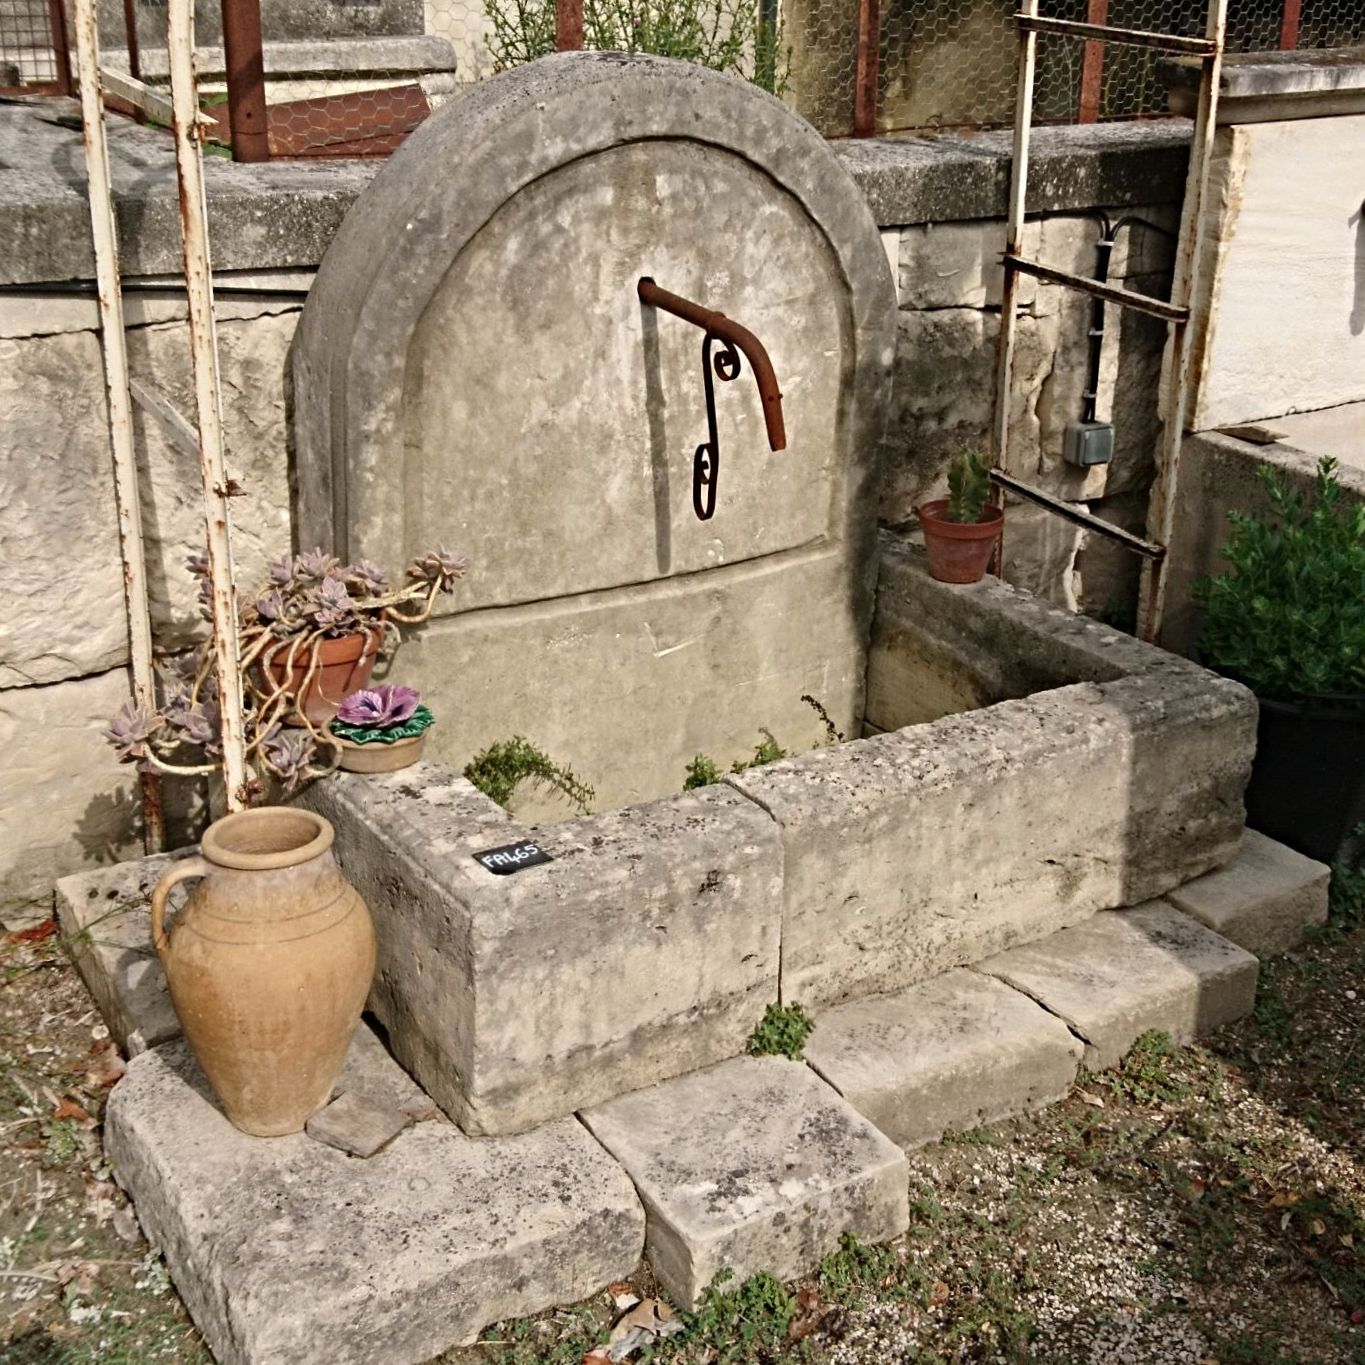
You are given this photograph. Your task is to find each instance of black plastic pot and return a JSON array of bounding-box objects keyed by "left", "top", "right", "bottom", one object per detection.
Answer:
[{"left": 1244, "top": 691, "right": 1365, "bottom": 865}]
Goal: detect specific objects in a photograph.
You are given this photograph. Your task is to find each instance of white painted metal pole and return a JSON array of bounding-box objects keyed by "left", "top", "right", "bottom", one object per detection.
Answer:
[
  {"left": 71, "top": 0, "right": 164, "bottom": 852},
  {"left": 166, "top": 0, "right": 252, "bottom": 810},
  {"left": 992, "top": 0, "right": 1040, "bottom": 478},
  {"left": 1140, "top": 0, "right": 1228, "bottom": 643}
]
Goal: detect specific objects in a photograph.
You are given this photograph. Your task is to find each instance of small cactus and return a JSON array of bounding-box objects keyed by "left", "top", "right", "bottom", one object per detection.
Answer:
[{"left": 946, "top": 449, "right": 992, "bottom": 524}]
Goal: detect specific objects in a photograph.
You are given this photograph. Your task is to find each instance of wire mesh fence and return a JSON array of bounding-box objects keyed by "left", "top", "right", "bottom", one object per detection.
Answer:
[
  {"left": 787, "top": 0, "right": 1365, "bottom": 136},
  {"left": 0, "top": 0, "right": 71, "bottom": 89},
  {"left": 20, "top": 0, "right": 1365, "bottom": 154}
]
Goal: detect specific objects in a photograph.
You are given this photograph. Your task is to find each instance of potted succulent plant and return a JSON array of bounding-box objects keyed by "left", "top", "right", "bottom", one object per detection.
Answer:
[
  {"left": 918, "top": 449, "right": 1003, "bottom": 584},
  {"left": 105, "top": 545, "right": 467, "bottom": 799},
  {"left": 1195, "top": 456, "right": 1365, "bottom": 863},
  {"left": 330, "top": 683, "right": 435, "bottom": 773}
]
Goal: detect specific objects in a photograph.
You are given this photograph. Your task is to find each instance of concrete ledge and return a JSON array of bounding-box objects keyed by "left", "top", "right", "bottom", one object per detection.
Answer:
[
  {"left": 301, "top": 767, "right": 784, "bottom": 1137},
  {"left": 0, "top": 101, "right": 1189, "bottom": 285},
  {"left": 1167, "top": 829, "right": 1330, "bottom": 958},
  {"left": 977, "top": 901, "right": 1259, "bottom": 1072},
  {"left": 580, "top": 1056, "right": 908, "bottom": 1309},
  {"left": 805, "top": 969, "right": 1083, "bottom": 1149},
  {"left": 105, "top": 1029, "right": 645, "bottom": 1365}
]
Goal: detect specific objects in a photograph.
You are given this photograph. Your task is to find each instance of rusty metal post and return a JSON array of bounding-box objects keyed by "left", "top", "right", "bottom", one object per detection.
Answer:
[
  {"left": 48, "top": 0, "right": 74, "bottom": 94},
  {"left": 1279, "top": 0, "right": 1302, "bottom": 49},
  {"left": 70, "top": 0, "right": 164, "bottom": 851},
  {"left": 554, "top": 0, "right": 584, "bottom": 51},
  {"left": 121, "top": 0, "right": 140, "bottom": 80},
  {"left": 1078, "top": 0, "right": 1108, "bottom": 123},
  {"left": 853, "top": 0, "right": 880, "bottom": 137},
  {"left": 220, "top": 0, "right": 269, "bottom": 162},
  {"left": 167, "top": 0, "right": 252, "bottom": 810}
]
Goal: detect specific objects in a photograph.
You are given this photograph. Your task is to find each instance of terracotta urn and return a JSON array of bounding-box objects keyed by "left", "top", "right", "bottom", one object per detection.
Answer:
[
  {"left": 149, "top": 807, "right": 376, "bottom": 1137},
  {"left": 261, "top": 629, "right": 382, "bottom": 727}
]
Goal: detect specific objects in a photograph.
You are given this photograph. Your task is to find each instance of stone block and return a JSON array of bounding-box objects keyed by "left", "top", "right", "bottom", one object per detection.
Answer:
[
  {"left": 580, "top": 1055, "right": 908, "bottom": 1309},
  {"left": 301, "top": 764, "right": 784, "bottom": 1136},
  {"left": 732, "top": 660, "right": 1255, "bottom": 1013},
  {"left": 105, "top": 1028, "right": 644, "bottom": 1365},
  {"left": 305, "top": 1090, "right": 411, "bottom": 1158},
  {"left": 0, "top": 668, "right": 143, "bottom": 923},
  {"left": 292, "top": 53, "right": 895, "bottom": 812},
  {"left": 977, "top": 901, "right": 1259, "bottom": 1072},
  {"left": 804, "top": 969, "right": 1082, "bottom": 1150},
  {"left": 1167, "top": 828, "right": 1330, "bottom": 958},
  {"left": 55, "top": 852, "right": 183, "bottom": 1054},
  {"left": 897, "top": 219, "right": 1039, "bottom": 310}
]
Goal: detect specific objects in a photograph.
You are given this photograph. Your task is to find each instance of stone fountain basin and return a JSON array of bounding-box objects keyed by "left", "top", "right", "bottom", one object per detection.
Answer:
[{"left": 302, "top": 529, "right": 1256, "bottom": 1136}]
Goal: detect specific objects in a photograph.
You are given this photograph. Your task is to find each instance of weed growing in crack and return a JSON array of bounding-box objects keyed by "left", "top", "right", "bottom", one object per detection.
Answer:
[{"left": 745, "top": 1002, "right": 814, "bottom": 1060}]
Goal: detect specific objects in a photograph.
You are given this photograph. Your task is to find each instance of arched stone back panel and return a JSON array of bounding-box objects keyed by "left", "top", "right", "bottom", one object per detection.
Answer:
[{"left": 292, "top": 52, "right": 896, "bottom": 809}]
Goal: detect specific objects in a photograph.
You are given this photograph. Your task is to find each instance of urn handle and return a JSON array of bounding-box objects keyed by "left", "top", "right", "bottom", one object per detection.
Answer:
[{"left": 150, "top": 856, "right": 211, "bottom": 959}]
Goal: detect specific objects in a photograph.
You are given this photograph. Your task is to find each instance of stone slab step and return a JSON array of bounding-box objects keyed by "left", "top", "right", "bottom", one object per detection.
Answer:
[
  {"left": 1167, "top": 828, "right": 1330, "bottom": 957},
  {"left": 804, "top": 968, "right": 1083, "bottom": 1150},
  {"left": 55, "top": 853, "right": 183, "bottom": 1054},
  {"left": 105, "top": 1026, "right": 645, "bottom": 1365},
  {"left": 976, "top": 901, "right": 1259, "bottom": 1072},
  {"left": 579, "top": 1055, "right": 908, "bottom": 1310}
]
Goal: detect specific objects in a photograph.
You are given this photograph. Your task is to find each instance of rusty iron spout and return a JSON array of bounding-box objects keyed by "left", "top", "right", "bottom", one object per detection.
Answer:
[{"left": 637, "top": 277, "right": 787, "bottom": 451}]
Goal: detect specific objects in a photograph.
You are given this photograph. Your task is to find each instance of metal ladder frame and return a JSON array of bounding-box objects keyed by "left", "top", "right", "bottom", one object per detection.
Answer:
[{"left": 991, "top": 0, "right": 1228, "bottom": 643}]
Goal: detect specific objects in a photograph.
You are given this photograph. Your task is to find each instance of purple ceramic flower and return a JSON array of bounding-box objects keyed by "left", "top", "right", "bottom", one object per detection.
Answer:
[{"left": 337, "top": 683, "right": 421, "bottom": 729}]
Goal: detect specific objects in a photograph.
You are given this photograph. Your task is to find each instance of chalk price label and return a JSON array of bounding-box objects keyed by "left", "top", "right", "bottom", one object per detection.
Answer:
[{"left": 473, "top": 840, "right": 552, "bottom": 875}]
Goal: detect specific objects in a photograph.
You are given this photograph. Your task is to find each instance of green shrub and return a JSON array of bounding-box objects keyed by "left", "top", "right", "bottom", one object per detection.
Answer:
[
  {"left": 746, "top": 1001, "right": 814, "bottom": 1059},
  {"left": 464, "top": 736, "right": 594, "bottom": 813},
  {"left": 1195, "top": 457, "right": 1365, "bottom": 700},
  {"left": 946, "top": 449, "right": 992, "bottom": 524},
  {"left": 682, "top": 728, "right": 786, "bottom": 791},
  {"left": 485, "top": 0, "right": 791, "bottom": 95}
]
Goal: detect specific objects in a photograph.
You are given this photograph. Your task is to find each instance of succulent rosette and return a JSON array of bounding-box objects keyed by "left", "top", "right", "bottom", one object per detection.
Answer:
[{"left": 331, "top": 683, "right": 434, "bottom": 746}]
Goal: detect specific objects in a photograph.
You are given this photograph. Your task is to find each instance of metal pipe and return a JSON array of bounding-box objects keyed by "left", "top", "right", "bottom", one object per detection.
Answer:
[
  {"left": 637, "top": 278, "right": 786, "bottom": 451},
  {"left": 1017, "top": 15, "right": 1216, "bottom": 56},
  {"left": 71, "top": 0, "right": 164, "bottom": 853},
  {"left": 853, "top": 0, "right": 881, "bottom": 137},
  {"left": 990, "top": 471, "right": 1165, "bottom": 560},
  {"left": 220, "top": 0, "right": 269, "bottom": 162},
  {"left": 167, "top": 0, "right": 252, "bottom": 810},
  {"left": 1004, "top": 253, "right": 1188, "bottom": 322},
  {"left": 1, "top": 279, "right": 311, "bottom": 299},
  {"left": 1279, "top": 0, "right": 1302, "bottom": 50}
]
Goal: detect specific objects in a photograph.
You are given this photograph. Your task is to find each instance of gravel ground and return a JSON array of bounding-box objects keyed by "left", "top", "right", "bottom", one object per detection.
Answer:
[{"left": 2, "top": 874, "right": 1362, "bottom": 1365}]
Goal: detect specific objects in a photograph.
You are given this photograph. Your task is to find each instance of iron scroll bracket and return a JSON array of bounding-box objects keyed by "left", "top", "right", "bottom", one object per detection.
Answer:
[{"left": 637, "top": 277, "right": 787, "bottom": 522}]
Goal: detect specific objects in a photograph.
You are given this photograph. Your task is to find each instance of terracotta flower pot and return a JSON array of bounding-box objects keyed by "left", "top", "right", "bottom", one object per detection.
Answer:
[
  {"left": 335, "top": 730, "right": 429, "bottom": 774},
  {"left": 149, "top": 808, "right": 376, "bottom": 1137},
  {"left": 261, "top": 629, "right": 382, "bottom": 727},
  {"left": 917, "top": 498, "right": 1004, "bottom": 584}
]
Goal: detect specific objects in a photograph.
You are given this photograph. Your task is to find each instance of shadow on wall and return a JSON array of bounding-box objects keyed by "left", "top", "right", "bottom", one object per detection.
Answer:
[{"left": 1351, "top": 199, "right": 1364, "bottom": 337}]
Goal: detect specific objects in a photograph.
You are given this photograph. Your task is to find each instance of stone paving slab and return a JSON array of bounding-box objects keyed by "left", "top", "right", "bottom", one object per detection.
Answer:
[
  {"left": 105, "top": 1026, "right": 645, "bottom": 1365},
  {"left": 54, "top": 852, "right": 185, "bottom": 1054},
  {"left": 804, "top": 968, "right": 1083, "bottom": 1150},
  {"left": 579, "top": 1055, "right": 908, "bottom": 1310},
  {"left": 977, "top": 902, "right": 1259, "bottom": 1073},
  {"left": 1167, "top": 829, "right": 1330, "bottom": 958}
]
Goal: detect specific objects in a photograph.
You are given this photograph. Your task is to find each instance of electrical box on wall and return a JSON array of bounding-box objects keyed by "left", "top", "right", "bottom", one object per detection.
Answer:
[{"left": 1064, "top": 420, "right": 1115, "bottom": 467}]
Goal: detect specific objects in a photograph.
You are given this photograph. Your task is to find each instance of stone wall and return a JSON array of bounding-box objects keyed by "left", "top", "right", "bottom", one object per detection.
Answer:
[{"left": 0, "top": 101, "right": 1189, "bottom": 921}]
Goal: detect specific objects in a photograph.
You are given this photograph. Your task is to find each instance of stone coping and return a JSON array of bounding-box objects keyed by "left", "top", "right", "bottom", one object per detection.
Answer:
[
  {"left": 1164, "top": 47, "right": 1365, "bottom": 122},
  {"left": 0, "top": 98, "right": 1189, "bottom": 285},
  {"left": 101, "top": 35, "right": 458, "bottom": 81}
]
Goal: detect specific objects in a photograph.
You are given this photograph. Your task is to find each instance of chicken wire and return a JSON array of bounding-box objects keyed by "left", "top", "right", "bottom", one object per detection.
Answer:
[
  {"left": 0, "top": 0, "right": 69, "bottom": 87},
  {"left": 784, "top": 0, "right": 1365, "bottom": 136}
]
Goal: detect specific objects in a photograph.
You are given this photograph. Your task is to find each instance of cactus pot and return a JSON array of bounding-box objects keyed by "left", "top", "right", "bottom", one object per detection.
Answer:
[{"left": 918, "top": 499, "right": 1003, "bottom": 584}]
